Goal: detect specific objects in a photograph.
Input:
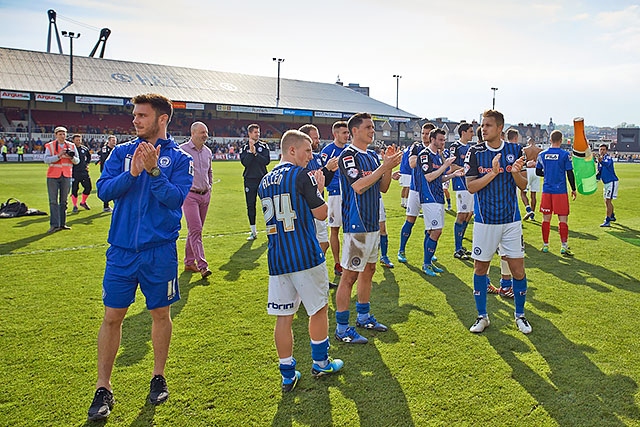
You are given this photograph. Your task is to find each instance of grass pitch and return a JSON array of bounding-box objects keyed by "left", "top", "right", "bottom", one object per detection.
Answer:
[{"left": 0, "top": 161, "right": 639, "bottom": 426}]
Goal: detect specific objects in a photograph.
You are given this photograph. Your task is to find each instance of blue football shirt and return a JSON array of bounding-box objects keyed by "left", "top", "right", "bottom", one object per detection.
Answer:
[{"left": 465, "top": 141, "right": 523, "bottom": 224}]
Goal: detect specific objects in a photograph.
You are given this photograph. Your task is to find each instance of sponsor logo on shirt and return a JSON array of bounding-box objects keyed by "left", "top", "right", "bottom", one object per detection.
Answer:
[
  {"left": 342, "top": 155, "right": 356, "bottom": 169},
  {"left": 307, "top": 171, "right": 318, "bottom": 186}
]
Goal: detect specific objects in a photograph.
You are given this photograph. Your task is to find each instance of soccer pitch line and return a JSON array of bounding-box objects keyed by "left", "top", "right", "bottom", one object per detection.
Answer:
[{"left": 0, "top": 230, "right": 254, "bottom": 258}]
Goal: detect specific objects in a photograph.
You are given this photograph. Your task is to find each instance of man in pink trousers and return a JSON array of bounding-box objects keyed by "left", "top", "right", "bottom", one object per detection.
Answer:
[{"left": 180, "top": 121, "right": 213, "bottom": 278}]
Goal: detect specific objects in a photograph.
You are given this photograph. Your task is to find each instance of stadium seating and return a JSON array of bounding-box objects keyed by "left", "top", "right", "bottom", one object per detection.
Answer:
[{"left": 31, "top": 110, "right": 134, "bottom": 134}]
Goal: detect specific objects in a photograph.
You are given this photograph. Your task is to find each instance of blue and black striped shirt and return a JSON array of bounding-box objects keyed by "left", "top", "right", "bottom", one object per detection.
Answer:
[
  {"left": 339, "top": 145, "right": 381, "bottom": 233},
  {"left": 465, "top": 141, "right": 523, "bottom": 224},
  {"left": 449, "top": 140, "right": 471, "bottom": 191},
  {"left": 409, "top": 141, "right": 427, "bottom": 191},
  {"left": 258, "top": 163, "right": 326, "bottom": 275},
  {"left": 417, "top": 147, "right": 445, "bottom": 204}
]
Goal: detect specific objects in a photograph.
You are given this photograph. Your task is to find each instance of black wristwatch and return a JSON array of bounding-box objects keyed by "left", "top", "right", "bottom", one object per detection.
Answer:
[{"left": 149, "top": 167, "right": 161, "bottom": 177}]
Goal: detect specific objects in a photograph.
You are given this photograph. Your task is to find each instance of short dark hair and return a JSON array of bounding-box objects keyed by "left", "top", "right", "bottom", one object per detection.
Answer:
[
  {"left": 422, "top": 122, "right": 436, "bottom": 131},
  {"left": 551, "top": 130, "right": 563, "bottom": 143},
  {"left": 247, "top": 123, "right": 260, "bottom": 133},
  {"left": 72, "top": 134, "right": 82, "bottom": 140},
  {"left": 347, "top": 112, "right": 372, "bottom": 136},
  {"left": 429, "top": 128, "right": 446, "bottom": 141},
  {"left": 298, "top": 124, "right": 319, "bottom": 136},
  {"left": 482, "top": 109, "right": 505, "bottom": 127},
  {"left": 599, "top": 143, "right": 608, "bottom": 149},
  {"left": 458, "top": 122, "right": 472, "bottom": 136},
  {"left": 506, "top": 129, "right": 519, "bottom": 141},
  {"left": 332, "top": 121, "right": 348, "bottom": 133},
  {"left": 131, "top": 93, "right": 173, "bottom": 123}
]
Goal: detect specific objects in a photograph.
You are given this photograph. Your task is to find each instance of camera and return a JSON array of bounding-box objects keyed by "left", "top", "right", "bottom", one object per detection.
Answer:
[{"left": 65, "top": 149, "right": 76, "bottom": 157}]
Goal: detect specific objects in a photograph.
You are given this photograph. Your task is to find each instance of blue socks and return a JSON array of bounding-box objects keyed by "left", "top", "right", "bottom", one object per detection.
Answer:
[
  {"left": 310, "top": 338, "right": 329, "bottom": 367},
  {"left": 513, "top": 276, "right": 527, "bottom": 317},
  {"left": 424, "top": 235, "right": 438, "bottom": 266},
  {"left": 380, "top": 234, "right": 388, "bottom": 258},
  {"left": 473, "top": 274, "right": 488, "bottom": 316},
  {"left": 399, "top": 221, "right": 415, "bottom": 252},
  {"left": 279, "top": 357, "right": 296, "bottom": 380},
  {"left": 336, "top": 310, "right": 350, "bottom": 334},
  {"left": 454, "top": 222, "right": 464, "bottom": 251},
  {"left": 356, "top": 302, "right": 370, "bottom": 323}
]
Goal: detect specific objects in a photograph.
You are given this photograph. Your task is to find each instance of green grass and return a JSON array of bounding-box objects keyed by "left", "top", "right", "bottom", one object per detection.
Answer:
[{"left": 1, "top": 161, "right": 639, "bottom": 426}]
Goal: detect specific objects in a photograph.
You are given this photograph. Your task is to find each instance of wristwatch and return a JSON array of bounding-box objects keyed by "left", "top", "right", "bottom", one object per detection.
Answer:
[{"left": 149, "top": 167, "right": 161, "bottom": 177}]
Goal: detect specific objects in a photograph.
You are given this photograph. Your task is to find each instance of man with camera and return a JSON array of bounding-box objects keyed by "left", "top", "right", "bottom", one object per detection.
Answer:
[{"left": 44, "top": 126, "right": 79, "bottom": 233}]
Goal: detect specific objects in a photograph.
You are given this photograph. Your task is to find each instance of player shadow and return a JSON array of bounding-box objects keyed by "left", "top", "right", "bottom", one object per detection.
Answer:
[
  {"left": 219, "top": 240, "right": 267, "bottom": 281},
  {"left": 273, "top": 319, "right": 417, "bottom": 426},
  {"left": 272, "top": 265, "right": 426, "bottom": 426},
  {"left": 523, "top": 221, "right": 598, "bottom": 241},
  {"left": 432, "top": 274, "right": 640, "bottom": 426},
  {"left": 128, "top": 400, "right": 157, "bottom": 427},
  {"left": 488, "top": 310, "right": 640, "bottom": 426},
  {"left": 0, "top": 230, "right": 51, "bottom": 255},
  {"left": 605, "top": 223, "right": 640, "bottom": 247},
  {"left": 13, "top": 215, "right": 50, "bottom": 227},
  {"left": 67, "top": 211, "right": 105, "bottom": 227},
  {"left": 115, "top": 271, "right": 206, "bottom": 367},
  {"left": 373, "top": 266, "right": 435, "bottom": 344},
  {"left": 524, "top": 242, "right": 640, "bottom": 294}
]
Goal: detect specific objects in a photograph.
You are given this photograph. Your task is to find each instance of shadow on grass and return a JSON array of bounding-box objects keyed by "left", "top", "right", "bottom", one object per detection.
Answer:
[
  {"left": 436, "top": 273, "right": 640, "bottom": 426},
  {"left": 524, "top": 242, "right": 640, "bottom": 294},
  {"left": 13, "top": 215, "right": 50, "bottom": 227},
  {"left": 0, "top": 229, "right": 50, "bottom": 255},
  {"left": 81, "top": 401, "right": 156, "bottom": 427},
  {"left": 1, "top": 211, "right": 107, "bottom": 255},
  {"left": 605, "top": 223, "right": 640, "bottom": 247},
  {"left": 523, "top": 221, "right": 599, "bottom": 241},
  {"left": 219, "top": 240, "right": 267, "bottom": 281},
  {"left": 272, "top": 264, "right": 427, "bottom": 426},
  {"left": 128, "top": 400, "right": 157, "bottom": 427},
  {"left": 67, "top": 211, "right": 106, "bottom": 227},
  {"left": 115, "top": 271, "right": 208, "bottom": 367}
]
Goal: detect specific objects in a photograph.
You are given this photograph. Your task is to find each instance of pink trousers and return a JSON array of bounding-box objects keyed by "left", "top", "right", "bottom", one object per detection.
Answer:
[{"left": 183, "top": 191, "right": 210, "bottom": 270}]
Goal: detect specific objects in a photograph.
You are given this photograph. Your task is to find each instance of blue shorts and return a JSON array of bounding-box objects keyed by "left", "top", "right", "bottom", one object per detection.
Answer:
[{"left": 103, "top": 243, "right": 180, "bottom": 310}]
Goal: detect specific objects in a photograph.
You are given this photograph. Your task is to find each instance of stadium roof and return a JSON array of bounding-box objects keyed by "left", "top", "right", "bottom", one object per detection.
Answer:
[{"left": 0, "top": 47, "right": 418, "bottom": 120}]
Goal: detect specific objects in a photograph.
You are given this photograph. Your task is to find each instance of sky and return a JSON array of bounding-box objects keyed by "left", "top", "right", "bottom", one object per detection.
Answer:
[{"left": 0, "top": 0, "right": 639, "bottom": 127}]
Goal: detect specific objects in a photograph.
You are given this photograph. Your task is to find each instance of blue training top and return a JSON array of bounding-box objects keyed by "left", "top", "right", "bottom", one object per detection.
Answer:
[{"left": 96, "top": 136, "right": 193, "bottom": 252}]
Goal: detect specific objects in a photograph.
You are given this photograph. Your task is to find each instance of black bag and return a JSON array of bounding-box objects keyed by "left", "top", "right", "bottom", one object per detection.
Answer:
[{"left": 0, "top": 198, "right": 29, "bottom": 218}]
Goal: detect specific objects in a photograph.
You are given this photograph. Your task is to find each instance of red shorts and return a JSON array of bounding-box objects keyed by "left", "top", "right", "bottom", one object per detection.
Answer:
[{"left": 539, "top": 193, "right": 570, "bottom": 216}]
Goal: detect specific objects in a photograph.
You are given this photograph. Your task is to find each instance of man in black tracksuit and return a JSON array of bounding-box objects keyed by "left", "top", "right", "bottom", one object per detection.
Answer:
[
  {"left": 240, "top": 123, "right": 270, "bottom": 240},
  {"left": 97, "top": 135, "right": 117, "bottom": 212},
  {"left": 71, "top": 134, "right": 93, "bottom": 212}
]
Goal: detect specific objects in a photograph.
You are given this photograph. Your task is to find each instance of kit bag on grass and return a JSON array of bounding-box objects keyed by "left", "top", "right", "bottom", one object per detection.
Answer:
[{"left": 0, "top": 198, "right": 28, "bottom": 218}]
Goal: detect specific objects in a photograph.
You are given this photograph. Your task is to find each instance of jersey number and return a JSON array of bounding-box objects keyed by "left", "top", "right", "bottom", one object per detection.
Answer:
[{"left": 262, "top": 194, "right": 297, "bottom": 234}]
